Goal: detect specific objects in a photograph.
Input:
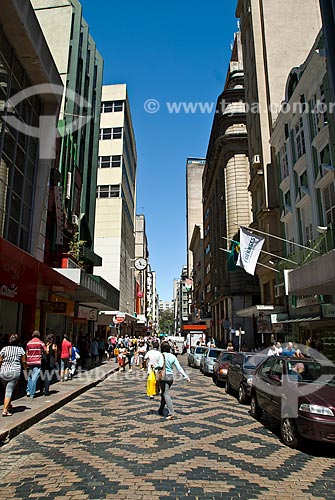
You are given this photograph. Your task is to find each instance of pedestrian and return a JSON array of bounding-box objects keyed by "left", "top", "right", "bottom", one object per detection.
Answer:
[
  {"left": 267, "top": 343, "right": 277, "bottom": 356},
  {"left": 26, "top": 330, "right": 46, "bottom": 399},
  {"left": 144, "top": 341, "right": 161, "bottom": 398},
  {"left": 118, "top": 343, "right": 127, "bottom": 371},
  {"left": 90, "top": 337, "right": 99, "bottom": 366},
  {"left": 69, "top": 345, "right": 80, "bottom": 378},
  {"left": 282, "top": 341, "right": 296, "bottom": 357},
  {"left": 155, "top": 342, "right": 190, "bottom": 420},
  {"left": 98, "top": 337, "right": 105, "bottom": 364},
  {"left": 0, "top": 334, "right": 27, "bottom": 416},
  {"left": 127, "top": 342, "right": 135, "bottom": 372},
  {"left": 60, "top": 334, "right": 72, "bottom": 381},
  {"left": 138, "top": 342, "right": 147, "bottom": 370},
  {"left": 41, "top": 334, "right": 58, "bottom": 396},
  {"left": 227, "top": 342, "right": 234, "bottom": 352}
]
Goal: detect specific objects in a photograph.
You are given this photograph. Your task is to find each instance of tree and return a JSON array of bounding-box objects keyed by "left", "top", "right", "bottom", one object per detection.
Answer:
[{"left": 159, "top": 309, "right": 174, "bottom": 334}]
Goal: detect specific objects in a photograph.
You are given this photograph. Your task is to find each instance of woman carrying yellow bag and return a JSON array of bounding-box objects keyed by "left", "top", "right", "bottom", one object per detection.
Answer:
[{"left": 147, "top": 368, "right": 159, "bottom": 398}]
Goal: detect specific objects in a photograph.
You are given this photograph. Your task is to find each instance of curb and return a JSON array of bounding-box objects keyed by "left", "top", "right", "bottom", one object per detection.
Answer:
[{"left": 0, "top": 363, "right": 122, "bottom": 447}]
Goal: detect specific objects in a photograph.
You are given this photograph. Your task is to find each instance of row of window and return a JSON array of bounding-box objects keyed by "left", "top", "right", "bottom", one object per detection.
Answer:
[
  {"left": 100, "top": 100, "right": 124, "bottom": 113},
  {"left": 96, "top": 184, "right": 120, "bottom": 198},
  {"left": 99, "top": 127, "right": 122, "bottom": 140},
  {"left": 98, "top": 155, "right": 122, "bottom": 168}
]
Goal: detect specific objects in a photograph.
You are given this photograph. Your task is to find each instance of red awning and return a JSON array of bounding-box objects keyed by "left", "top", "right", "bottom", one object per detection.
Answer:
[{"left": 0, "top": 238, "right": 76, "bottom": 305}]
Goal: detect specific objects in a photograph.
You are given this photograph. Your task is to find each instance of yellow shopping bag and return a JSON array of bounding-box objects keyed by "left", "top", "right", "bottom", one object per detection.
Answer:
[{"left": 147, "top": 368, "right": 159, "bottom": 397}]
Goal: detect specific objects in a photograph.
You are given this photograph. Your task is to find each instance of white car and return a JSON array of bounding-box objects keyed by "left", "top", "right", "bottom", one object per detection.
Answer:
[
  {"left": 200, "top": 348, "right": 224, "bottom": 375},
  {"left": 188, "top": 345, "right": 208, "bottom": 368}
]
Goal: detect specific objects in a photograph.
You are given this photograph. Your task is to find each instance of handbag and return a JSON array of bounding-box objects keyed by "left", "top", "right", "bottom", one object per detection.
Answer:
[
  {"left": 156, "top": 353, "right": 166, "bottom": 381},
  {"left": 147, "top": 368, "right": 159, "bottom": 396}
]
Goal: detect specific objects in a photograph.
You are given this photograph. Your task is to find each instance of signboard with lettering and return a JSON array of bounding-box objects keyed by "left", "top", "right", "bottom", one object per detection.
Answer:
[
  {"left": 43, "top": 301, "right": 67, "bottom": 313},
  {"left": 78, "top": 305, "right": 98, "bottom": 321}
]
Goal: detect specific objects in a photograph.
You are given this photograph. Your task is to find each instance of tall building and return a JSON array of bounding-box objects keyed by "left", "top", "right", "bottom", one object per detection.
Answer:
[
  {"left": 186, "top": 158, "right": 205, "bottom": 278},
  {"left": 134, "top": 214, "right": 149, "bottom": 333},
  {"left": 202, "top": 32, "right": 260, "bottom": 347},
  {"left": 320, "top": 0, "right": 335, "bottom": 102},
  {"left": 0, "top": 0, "right": 78, "bottom": 340},
  {"left": 32, "top": 0, "right": 104, "bottom": 271},
  {"left": 94, "top": 84, "right": 137, "bottom": 315},
  {"left": 271, "top": 31, "right": 335, "bottom": 360},
  {"left": 235, "top": 0, "right": 322, "bottom": 314},
  {"left": 31, "top": 0, "right": 119, "bottom": 341}
]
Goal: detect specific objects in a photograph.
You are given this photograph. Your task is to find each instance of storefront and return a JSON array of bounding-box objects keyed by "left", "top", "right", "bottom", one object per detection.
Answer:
[{"left": 0, "top": 238, "right": 76, "bottom": 344}]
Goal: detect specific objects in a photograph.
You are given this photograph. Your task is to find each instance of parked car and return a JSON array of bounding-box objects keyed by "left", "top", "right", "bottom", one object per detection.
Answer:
[
  {"left": 226, "top": 352, "right": 267, "bottom": 403},
  {"left": 200, "top": 348, "right": 224, "bottom": 375},
  {"left": 212, "top": 351, "right": 236, "bottom": 387},
  {"left": 250, "top": 356, "right": 335, "bottom": 448},
  {"left": 187, "top": 345, "right": 208, "bottom": 368}
]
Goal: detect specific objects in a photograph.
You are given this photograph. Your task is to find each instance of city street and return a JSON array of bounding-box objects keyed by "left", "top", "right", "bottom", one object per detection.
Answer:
[{"left": 0, "top": 357, "right": 334, "bottom": 500}]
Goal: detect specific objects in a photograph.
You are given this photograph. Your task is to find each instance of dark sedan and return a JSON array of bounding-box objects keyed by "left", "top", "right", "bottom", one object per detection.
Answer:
[
  {"left": 250, "top": 356, "right": 335, "bottom": 448},
  {"left": 212, "top": 351, "right": 236, "bottom": 387},
  {"left": 226, "top": 352, "right": 267, "bottom": 403}
]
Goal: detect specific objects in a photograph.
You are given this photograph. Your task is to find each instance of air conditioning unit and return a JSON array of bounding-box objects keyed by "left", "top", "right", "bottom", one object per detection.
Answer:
[
  {"left": 72, "top": 214, "right": 79, "bottom": 225},
  {"left": 274, "top": 283, "right": 285, "bottom": 298},
  {"left": 252, "top": 155, "right": 261, "bottom": 167}
]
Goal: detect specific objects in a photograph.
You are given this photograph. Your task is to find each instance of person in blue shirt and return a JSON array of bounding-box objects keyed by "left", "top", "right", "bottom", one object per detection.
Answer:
[
  {"left": 155, "top": 342, "right": 190, "bottom": 420},
  {"left": 282, "top": 342, "right": 296, "bottom": 357}
]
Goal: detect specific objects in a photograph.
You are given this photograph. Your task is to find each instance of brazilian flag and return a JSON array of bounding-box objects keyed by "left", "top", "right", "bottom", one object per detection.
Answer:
[{"left": 228, "top": 240, "right": 240, "bottom": 271}]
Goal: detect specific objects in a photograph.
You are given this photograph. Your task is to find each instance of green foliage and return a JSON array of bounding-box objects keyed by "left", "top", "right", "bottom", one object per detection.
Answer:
[
  {"left": 68, "top": 232, "right": 86, "bottom": 267},
  {"left": 159, "top": 309, "right": 174, "bottom": 334}
]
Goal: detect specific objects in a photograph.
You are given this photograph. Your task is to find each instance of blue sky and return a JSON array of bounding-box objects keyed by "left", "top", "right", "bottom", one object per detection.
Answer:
[{"left": 80, "top": 0, "right": 238, "bottom": 300}]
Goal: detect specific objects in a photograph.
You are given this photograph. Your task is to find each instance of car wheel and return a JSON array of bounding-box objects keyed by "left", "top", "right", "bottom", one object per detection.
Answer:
[
  {"left": 238, "top": 384, "right": 247, "bottom": 404},
  {"left": 225, "top": 378, "right": 232, "bottom": 394},
  {"left": 281, "top": 418, "right": 302, "bottom": 449},
  {"left": 250, "top": 393, "right": 262, "bottom": 420}
]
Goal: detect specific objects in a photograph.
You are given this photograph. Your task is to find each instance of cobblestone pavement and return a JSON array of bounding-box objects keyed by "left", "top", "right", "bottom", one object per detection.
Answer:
[{"left": 0, "top": 357, "right": 335, "bottom": 500}]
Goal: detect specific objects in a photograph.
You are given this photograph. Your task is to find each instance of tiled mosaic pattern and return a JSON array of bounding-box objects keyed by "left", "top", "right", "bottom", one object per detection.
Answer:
[{"left": 0, "top": 360, "right": 335, "bottom": 499}]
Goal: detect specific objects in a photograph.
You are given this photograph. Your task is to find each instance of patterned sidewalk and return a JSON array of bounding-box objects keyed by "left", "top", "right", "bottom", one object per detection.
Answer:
[{"left": 0, "top": 357, "right": 334, "bottom": 499}]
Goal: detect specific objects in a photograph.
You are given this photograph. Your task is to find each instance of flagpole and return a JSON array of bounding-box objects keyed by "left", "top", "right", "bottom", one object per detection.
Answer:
[
  {"left": 221, "top": 236, "right": 298, "bottom": 265},
  {"left": 219, "top": 248, "right": 280, "bottom": 273},
  {"left": 232, "top": 223, "right": 320, "bottom": 254}
]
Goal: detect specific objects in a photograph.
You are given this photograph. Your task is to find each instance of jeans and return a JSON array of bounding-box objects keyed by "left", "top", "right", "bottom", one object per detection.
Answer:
[
  {"left": 158, "top": 375, "right": 174, "bottom": 416},
  {"left": 27, "top": 365, "right": 41, "bottom": 397}
]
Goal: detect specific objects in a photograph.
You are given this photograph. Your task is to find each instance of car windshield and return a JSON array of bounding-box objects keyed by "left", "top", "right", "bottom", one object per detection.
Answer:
[
  {"left": 220, "top": 353, "right": 234, "bottom": 362},
  {"left": 244, "top": 355, "right": 266, "bottom": 369},
  {"left": 208, "top": 349, "right": 221, "bottom": 358},
  {"left": 287, "top": 360, "right": 335, "bottom": 384},
  {"left": 195, "top": 347, "right": 207, "bottom": 354}
]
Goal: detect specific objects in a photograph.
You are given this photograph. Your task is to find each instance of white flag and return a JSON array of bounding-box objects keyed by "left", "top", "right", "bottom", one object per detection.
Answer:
[{"left": 236, "top": 227, "right": 265, "bottom": 275}]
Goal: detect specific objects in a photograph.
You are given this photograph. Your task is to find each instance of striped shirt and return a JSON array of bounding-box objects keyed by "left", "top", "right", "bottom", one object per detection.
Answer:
[
  {"left": 0, "top": 345, "right": 25, "bottom": 374},
  {"left": 26, "top": 338, "right": 46, "bottom": 366}
]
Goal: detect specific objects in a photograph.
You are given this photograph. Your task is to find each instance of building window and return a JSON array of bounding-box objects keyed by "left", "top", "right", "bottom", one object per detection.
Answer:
[
  {"left": 96, "top": 185, "right": 121, "bottom": 198},
  {"left": 299, "top": 170, "right": 308, "bottom": 189},
  {"left": 300, "top": 204, "right": 313, "bottom": 245},
  {"left": 98, "top": 155, "right": 122, "bottom": 168},
  {"left": 284, "top": 190, "right": 291, "bottom": 207},
  {"left": 99, "top": 127, "right": 123, "bottom": 140},
  {"left": 322, "top": 182, "right": 335, "bottom": 225},
  {"left": 294, "top": 117, "right": 306, "bottom": 159},
  {"left": 205, "top": 243, "right": 211, "bottom": 255},
  {"left": 280, "top": 144, "right": 289, "bottom": 179},
  {"left": 100, "top": 100, "right": 124, "bottom": 113}
]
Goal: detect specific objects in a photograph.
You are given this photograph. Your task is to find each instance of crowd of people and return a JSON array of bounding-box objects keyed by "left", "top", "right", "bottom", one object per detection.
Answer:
[{"left": 0, "top": 330, "right": 83, "bottom": 416}]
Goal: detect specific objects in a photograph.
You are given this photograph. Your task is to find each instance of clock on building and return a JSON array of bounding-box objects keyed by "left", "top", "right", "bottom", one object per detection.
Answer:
[{"left": 134, "top": 257, "right": 147, "bottom": 271}]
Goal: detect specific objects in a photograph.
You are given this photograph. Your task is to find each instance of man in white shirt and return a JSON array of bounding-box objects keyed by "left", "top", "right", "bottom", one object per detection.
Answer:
[
  {"left": 144, "top": 341, "right": 161, "bottom": 397},
  {"left": 267, "top": 343, "right": 277, "bottom": 356}
]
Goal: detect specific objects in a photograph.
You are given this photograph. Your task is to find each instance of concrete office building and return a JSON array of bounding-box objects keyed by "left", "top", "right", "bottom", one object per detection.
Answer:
[
  {"left": 94, "top": 84, "right": 137, "bottom": 315},
  {"left": 186, "top": 158, "right": 206, "bottom": 278},
  {"left": 134, "top": 214, "right": 149, "bottom": 332},
  {"left": 202, "top": 32, "right": 260, "bottom": 347},
  {"left": 236, "top": 0, "right": 322, "bottom": 307}
]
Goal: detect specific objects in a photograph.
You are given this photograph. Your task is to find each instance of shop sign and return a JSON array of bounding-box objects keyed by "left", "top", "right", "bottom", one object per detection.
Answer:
[
  {"left": 322, "top": 304, "right": 335, "bottom": 318},
  {"left": 78, "top": 305, "right": 98, "bottom": 321},
  {"left": 113, "top": 312, "right": 126, "bottom": 324},
  {"left": 72, "top": 317, "right": 87, "bottom": 324},
  {"left": 296, "top": 295, "right": 321, "bottom": 308},
  {"left": 43, "top": 301, "right": 67, "bottom": 313},
  {"left": 0, "top": 284, "right": 18, "bottom": 298}
]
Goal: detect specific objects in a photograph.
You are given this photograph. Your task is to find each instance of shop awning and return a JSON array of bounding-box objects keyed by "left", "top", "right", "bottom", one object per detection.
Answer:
[
  {"left": 276, "top": 315, "right": 321, "bottom": 324},
  {"left": 236, "top": 305, "right": 285, "bottom": 318},
  {"left": 54, "top": 268, "right": 119, "bottom": 311}
]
